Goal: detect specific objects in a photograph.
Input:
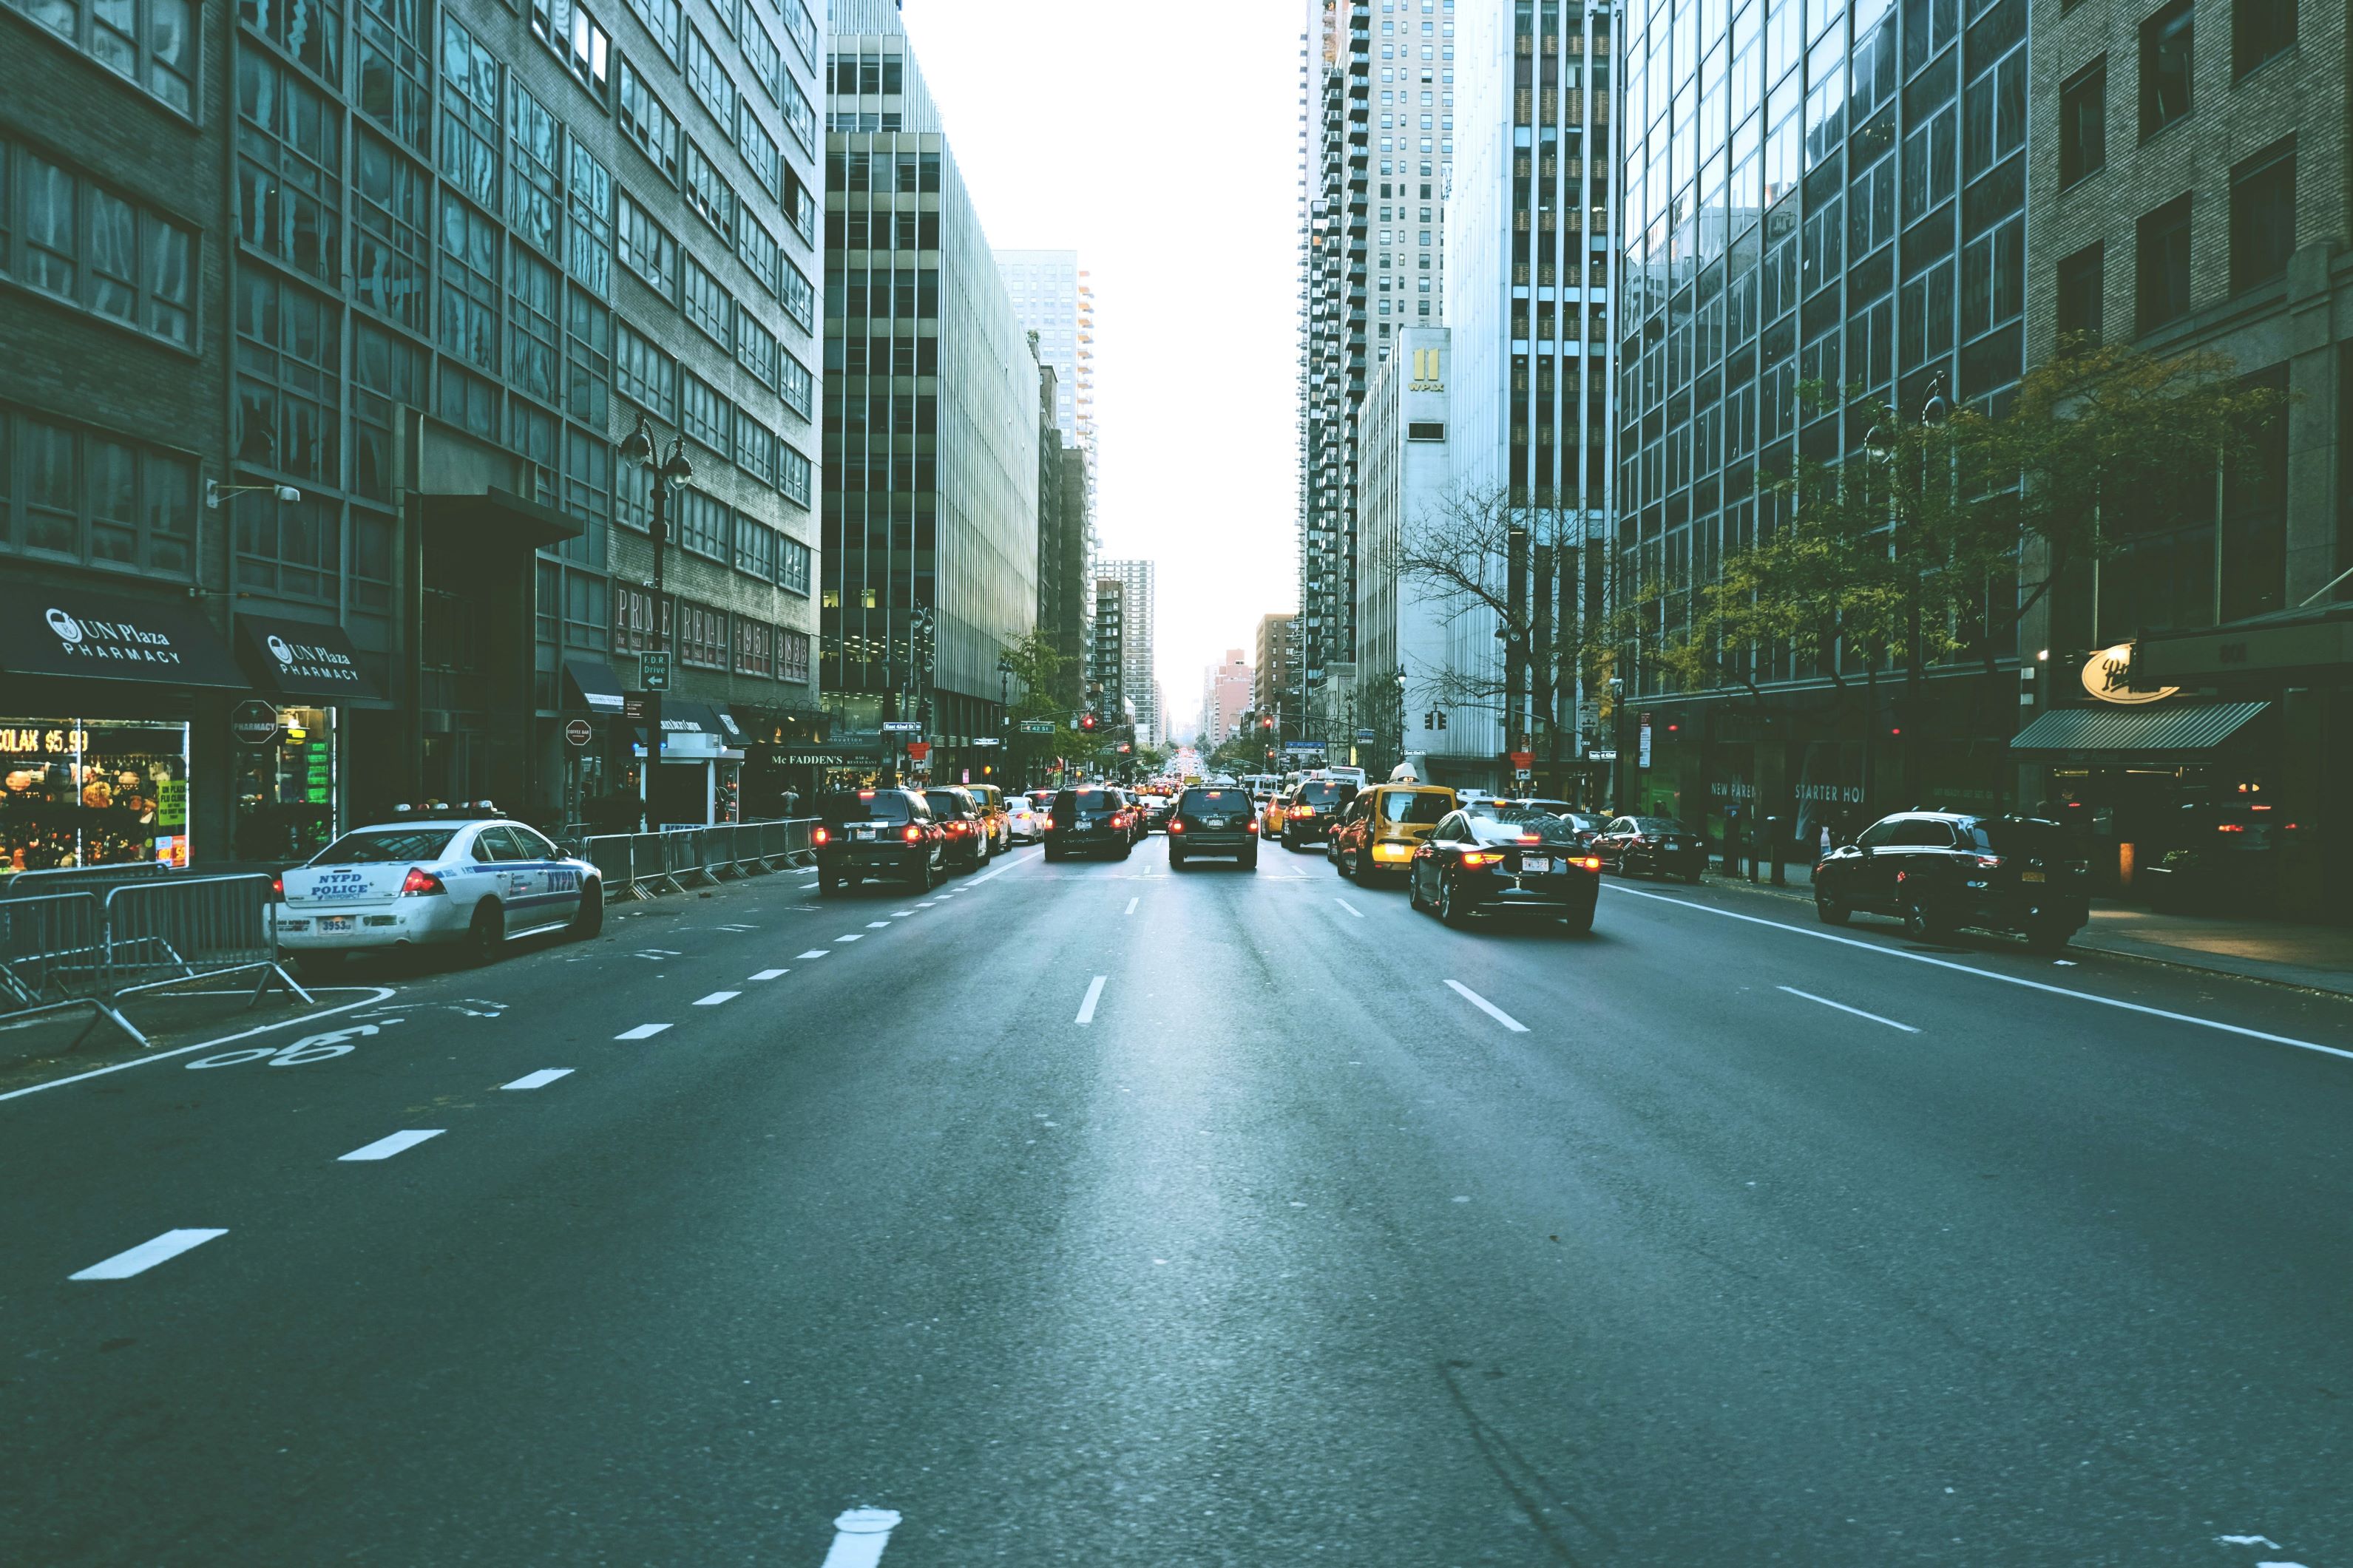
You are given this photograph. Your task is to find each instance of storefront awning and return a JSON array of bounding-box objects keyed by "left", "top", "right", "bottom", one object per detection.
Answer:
[
  {"left": 561, "top": 657, "right": 626, "bottom": 715},
  {"left": 418, "top": 486, "right": 584, "bottom": 549},
  {"left": 711, "top": 705, "right": 745, "bottom": 744},
  {"left": 2009, "top": 701, "right": 2271, "bottom": 761},
  {"left": 234, "top": 613, "right": 383, "bottom": 699},
  {"left": 0, "top": 584, "right": 249, "bottom": 690}
]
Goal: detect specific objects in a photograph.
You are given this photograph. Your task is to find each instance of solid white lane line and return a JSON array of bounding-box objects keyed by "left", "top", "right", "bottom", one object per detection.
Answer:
[
  {"left": 751, "top": 968, "right": 790, "bottom": 980},
  {"left": 693, "top": 991, "right": 740, "bottom": 1006},
  {"left": 1445, "top": 979, "right": 1529, "bottom": 1033},
  {"left": 1075, "top": 975, "right": 1107, "bottom": 1025},
  {"left": 1334, "top": 897, "right": 1364, "bottom": 919},
  {"left": 339, "top": 1129, "right": 444, "bottom": 1162},
  {"left": 1607, "top": 885, "right": 2353, "bottom": 1062},
  {"left": 1777, "top": 985, "right": 1920, "bottom": 1034},
  {"left": 867, "top": 920, "right": 891, "bottom": 929},
  {"left": 1124, "top": 897, "right": 1138, "bottom": 915},
  {"left": 501, "top": 1069, "right": 574, "bottom": 1090},
  {"left": 615, "top": 1023, "right": 672, "bottom": 1039},
  {"left": 819, "top": 1507, "right": 902, "bottom": 1568},
  {"left": 70, "top": 1229, "right": 228, "bottom": 1281},
  {"left": 796, "top": 949, "right": 831, "bottom": 960},
  {"left": 967, "top": 863, "right": 1011, "bottom": 886}
]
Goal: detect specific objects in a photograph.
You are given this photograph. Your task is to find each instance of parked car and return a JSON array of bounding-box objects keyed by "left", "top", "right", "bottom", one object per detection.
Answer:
[
  {"left": 962, "top": 783, "right": 1010, "bottom": 854},
  {"left": 1330, "top": 784, "right": 1457, "bottom": 883},
  {"left": 1003, "top": 796, "right": 1044, "bottom": 844},
  {"left": 1592, "top": 816, "right": 1706, "bottom": 881},
  {"left": 1409, "top": 807, "right": 1603, "bottom": 931},
  {"left": 2139, "top": 801, "right": 2299, "bottom": 912},
  {"left": 1280, "top": 778, "right": 1357, "bottom": 850},
  {"left": 1167, "top": 785, "right": 1259, "bottom": 869},
  {"left": 813, "top": 789, "right": 944, "bottom": 893},
  {"left": 1506, "top": 804, "right": 1612, "bottom": 846},
  {"left": 1813, "top": 810, "right": 2089, "bottom": 949},
  {"left": 1044, "top": 786, "right": 1134, "bottom": 861},
  {"left": 272, "top": 812, "right": 600, "bottom": 971},
  {"left": 922, "top": 787, "right": 991, "bottom": 872}
]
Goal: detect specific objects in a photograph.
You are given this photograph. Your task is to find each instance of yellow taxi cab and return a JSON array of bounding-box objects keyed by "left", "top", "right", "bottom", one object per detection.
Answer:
[
  {"left": 1263, "top": 787, "right": 1293, "bottom": 840},
  {"left": 1331, "top": 784, "right": 1457, "bottom": 883},
  {"left": 963, "top": 782, "right": 1009, "bottom": 853}
]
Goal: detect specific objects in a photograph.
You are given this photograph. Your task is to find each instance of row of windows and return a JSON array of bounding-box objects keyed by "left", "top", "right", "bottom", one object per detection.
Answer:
[
  {"left": 0, "top": 407, "right": 200, "bottom": 577},
  {"left": 2057, "top": 0, "right": 2298, "bottom": 190},
  {"left": 2056, "top": 137, "right": 2295, "bottom": 343},
  {"left": 0, "top": 138, "right": 197, "bottom": 348},
  {"left": 5, "top": 0, "right": 196, "bottom": 115},
  {"left": 611, "top": 582, "right": 812, "bottom": 681}
]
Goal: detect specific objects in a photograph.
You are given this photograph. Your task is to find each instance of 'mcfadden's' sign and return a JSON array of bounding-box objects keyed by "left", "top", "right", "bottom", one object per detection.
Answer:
[{"left": 2082, "top": 643, "right": 2179, "bottom": 705}]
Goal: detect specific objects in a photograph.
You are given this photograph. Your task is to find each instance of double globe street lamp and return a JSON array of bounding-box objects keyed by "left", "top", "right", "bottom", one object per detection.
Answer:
[{"left": 619, "top": 412, "right": 696, "bottom": 830}]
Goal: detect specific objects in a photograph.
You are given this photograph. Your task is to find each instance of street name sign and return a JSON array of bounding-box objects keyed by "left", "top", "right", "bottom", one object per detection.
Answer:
[
  {"left": 881, "top": 720, "right": 923, "bottom": 733},
  {"left": 640, "top": 651, "right": 671, "bottom": 691}
]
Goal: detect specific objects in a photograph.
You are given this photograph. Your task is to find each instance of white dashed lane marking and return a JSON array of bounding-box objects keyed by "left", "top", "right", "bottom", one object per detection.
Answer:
[
  {"left": 751, "top": 968, "right": 790, "bottom": 980},
  {"left": 819, "top": 1507, "right": 902, "bottom": 1567},
  {"left": 835, "top": 934, "right": 864, "bottom": 943},
  {"left": 867, "top": 920, "right": 891, "bottom": 929},
  {"left": 338, "top": 1129, "right": 445, "bottom": 1162},
  {"left": 615, "top": 1023, "right": 673, "bottom": 1039},
  {"left": 70, "top": 1229, "right": 228, "bottom": 1281},
  {"left": 1075, "top": 975, "right": 1107, "bottom": 1025},
  {"left": 1444, "top": 980, "right": 1528, "bottom": 1034},
  {"left": 694, "top": 991, "right": 740, "bottom": 1007},
  {"left": 1124, "top": 897, "right": 1138, "bottom": 915},
  {"left": 1334, "top": 897, "right": 1364, "bottom": 918},
  {"left": 501, "top": 1069, "right": 573, "bottom": 1090},
  {"left": 796, "top": 950, "right": 831, "bottom": 960}
]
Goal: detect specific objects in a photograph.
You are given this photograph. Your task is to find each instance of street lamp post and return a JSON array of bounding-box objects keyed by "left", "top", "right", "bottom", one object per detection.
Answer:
[
  {"left": 1861, "top": 371, "right": 1951, "bottom": 812},
  {"left": 619, "top": 413, "right": 696, "bottom": 831}
]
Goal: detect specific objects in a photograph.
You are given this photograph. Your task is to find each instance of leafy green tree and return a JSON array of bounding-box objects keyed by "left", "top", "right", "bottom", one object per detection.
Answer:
[{"left": 998, "top": 629, "right": 1071, "bottom": 787}]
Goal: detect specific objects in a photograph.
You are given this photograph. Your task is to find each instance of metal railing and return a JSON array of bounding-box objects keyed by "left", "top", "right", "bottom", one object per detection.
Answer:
[
  {"left": 580, "top": 817, "right": 816, "bottom": 902},
  {"left": 0, "top": 874, "right": 311, "bottom": 1050}
]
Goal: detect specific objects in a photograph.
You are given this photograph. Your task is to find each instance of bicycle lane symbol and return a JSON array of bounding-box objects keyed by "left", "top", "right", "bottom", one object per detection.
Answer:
[{"left": 186, "top": 1019, "right": 404, "bottom": 1069}]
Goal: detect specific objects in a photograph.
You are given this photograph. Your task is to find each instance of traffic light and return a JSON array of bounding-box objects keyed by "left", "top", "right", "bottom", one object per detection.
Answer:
[{"left": 1080, "top": 712, "right": 1098, "bottom": 732}]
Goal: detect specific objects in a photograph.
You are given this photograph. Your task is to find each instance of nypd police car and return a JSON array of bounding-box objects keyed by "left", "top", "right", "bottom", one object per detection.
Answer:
[{"left": 271, "top": 807, "right": 601, "bottom": 968}]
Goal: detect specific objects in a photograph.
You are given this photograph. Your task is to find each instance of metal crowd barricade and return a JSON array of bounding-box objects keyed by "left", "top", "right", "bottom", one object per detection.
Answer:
[
  {"left": 0, "top": 861, "right": 178, "bottom": 901},
  {"left": 102, "top": 874, "right": 311, "bottom": 1007},
  {"left": 578, "top": 818, "right": 818, "bottom": 903}
]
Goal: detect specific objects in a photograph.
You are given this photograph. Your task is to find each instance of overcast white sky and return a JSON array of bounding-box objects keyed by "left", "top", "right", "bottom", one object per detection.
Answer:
[{"left": 899, "top": 0, "right": 1302, "bottom": 736}]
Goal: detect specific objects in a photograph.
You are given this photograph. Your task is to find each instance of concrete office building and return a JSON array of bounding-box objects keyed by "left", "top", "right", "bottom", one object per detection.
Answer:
[
  {"left": 1372, "top": 0, "right": 1460, "bottom": 358},
  {"left": 822, "top": 0, "right": 1039, "bottom": 788},
  {"left": 1089, "top": 574, "right": 1127, "bottom": 732},
  {"left": 1255, "top": 611, "right": 1299, "bottom": 724},
  {"left": 1100, "top": 558, "right": 1157, "bottom": 744},
  {"left": 1449, "top": 0, "right": 1615, "bottom": 798},
  {"left": 1611, "top": 0, "right": 2032, "bottom": 833},
  {"left": 0, "top": 0, "right": 827, "bottom": 864},
  {"left": 996, "top": 249, "right": 1088, "bottom": 449},
  {"left": 2017, "top": 0, "right": 2353, "bottom": 914},
  {"left": 1205, "top": 649, "right": 1253, "bottom": 747}
]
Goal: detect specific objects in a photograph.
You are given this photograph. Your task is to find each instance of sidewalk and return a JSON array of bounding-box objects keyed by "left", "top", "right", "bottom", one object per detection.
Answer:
[{"left": 1693, "top": 855, "right": 2353, "bottom": 999}]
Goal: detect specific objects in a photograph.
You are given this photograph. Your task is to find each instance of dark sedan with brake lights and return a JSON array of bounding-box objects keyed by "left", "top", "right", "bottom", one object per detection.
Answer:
[
  {"left": 1591, "top": 815, "right": 1705, "bottom": 881},
  {"left": 1409, "top": 808, "right": 1602, "bottom": 931}
]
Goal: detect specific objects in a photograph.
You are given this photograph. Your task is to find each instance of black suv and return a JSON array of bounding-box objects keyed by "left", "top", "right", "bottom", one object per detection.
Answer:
[
  {"left": 1813, "top": 811, "right": 2088, "bottom": 949},
  {"left": 1167, "top": 786, "right": 1259, "bottom": 869},
  {"left": 1279, "top": 778, "right": 1356, "bottom": 850},
  {"left": 1043, "top": 787, "right": 1134, "bottom": 861},
  {"left": 813, "top": 789, "right": 943, "bottom": 893},
  {"left": 923, "top": 786, "right": 989, "bottom": 872}
]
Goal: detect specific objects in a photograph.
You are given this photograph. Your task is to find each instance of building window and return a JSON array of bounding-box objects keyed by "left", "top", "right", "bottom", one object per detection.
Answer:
[
  {"left": 2232, "top": 0, "right": 2295, "bottom": 78},
  {"left": 781, "top": 255, "right": 814, "bottom": 330},
  {"left": 737, "top": 102, "right": 781, "bottom": 199},
  {"left": 779, "top": 348, "right": 813, "bottom": 420},
  {"left": 439, "top": 193, "right": 499, "bottom": 370},
  {"left": 616, "top": 191, "right": 677, "bottom": 297},
  {"left": 7, "top": 0, "right": 195, "bottom": 114},
  {"left": 736, "top": 312, "right": 779, "bottom": 388},
  {"left": 508, "top": 83, "right": 561, "bottom": 257},
  {"left": 734, "top": 615, "right": 773, "bottom": 676},
  {"left": 561, "top": 421, "right": 610, "bottom": 531},
  {"left": 676, "top": 598, "right": 726, "bottom": 667},
  {"left": 681, "top": 251, "right": 731, "bottom": 345},
  {"left": 355, "top": 0, "right": 431, "bottom": 155},
  {"left": 353, "top": 131, "right": 430, "bottom": 333},
  {"left": 566, "top": 140, "right": 613, "bottom": 298},
  {"left": 617, "top": 58, "right": 681, "bottom": 183},
  {"left": 685, "top": 25, "right": 737, "bottom": 127},
  {"left": 2136, "top": 193, "right": 2193, "bottom": 332},
  {"left": 733, "top": 509, "right": 773, "bottom": 580},
  {"left": 674, "top": 486, "right": 728, "bottom": 561},
  {"left": 352, "top": 319, "right": 422, "bottom": 503},
  {"left": 2139, "top": 0, "right": 2193, "bottom": 140},
  {"left": 2058, "top": 58, "right": 2105, "bottom": 186},
  {"left": 779, "top": 534, "right": 810, "bottom": 594},
  {"left": 3, "top": 140, "right": 196, "bottom": 347},
  {"left": 243, "top": 0, "right": 341, "bottom": 84},
  {"left": 682, "top": 140, "right": 736, "bottom": 242},
  {"left": 1959, "top": 214, "right": 2023, "bottom": 341},
  {"left": 532, "top": 0, "right": 610, "bottom": 92},
  {"left": 779, "top": 626, "right": 810, "bottom": 682},
  {"left": 439, "top": 16, "right": 501, "bottom": 211},
  {"left": 236, "top": 490, "right": 342, "bottom": 602},
  {"left": 0, "top": 409, "right": 197, "bottom": 575},
  {"left": 780, "top": 71, "right": 816, "bottom": 154},
  {"left": 2056, "top": 242, "right": 2103, "bottom": 346},
  {"left": 779, "top": 441, "right": 810, "bottom": 506},
  {"left": 737, "top": 209, "right": 782, "bottom": 296},
  {"left": 237, "top": 53, "right": 342, "bottom": 285},
  {"left": 613, "top": 317, "right": 677, "bottom": 419},
  {"left": 234, "top": 271, "right": 341, "bottom": 487},
  {"left": 681, "top": 372, "right": 728, "bottom": 452},
  {"left": 564, "top": 290, "right": 610, "bottom": 425},
  {"left": 2228, "top": 138, "right": 2295, "bottom": 293},
  {"left": 780, "top": 0, "right": 815, "bottom": 67},
  {"left": 734, "top": 408, "right": 776, "bottom": 485},
  {"left": 621, "top": 0, "right": 679, "bottom": 61},
  {"left": 507, "top": 242, "right": 560, "bottom": 406}
]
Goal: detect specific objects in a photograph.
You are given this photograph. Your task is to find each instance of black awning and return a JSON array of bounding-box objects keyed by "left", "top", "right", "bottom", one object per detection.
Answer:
[
  {"left": 0, "top": 584, "right": 249, "bottom": 690},
  {"left": 561, "top": 657, "right": 626, "bottom": 715},
  {"left": 419, "top": 486, "right": 584, "bottom": 548},
  {"left": 2009, "top": 701, "right": 2272, "bottom": 761},
  {"left": 619, "top": 696, "right": 725, "bottom": 734},
  {"left": 234, "top": 613, "right": 383, "bottom": 699},
  {"left": 711, "top": 705, "right": 745, "bottom": 744}
]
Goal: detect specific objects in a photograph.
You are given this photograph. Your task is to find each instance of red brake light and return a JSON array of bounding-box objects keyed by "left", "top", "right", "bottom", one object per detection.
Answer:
[
  {"left": 1973, "top": 855, "right": 2005, "bottom": 868},
  {"left": 858, "top": 790, "right": 876, "bottom": 798},
  {"left": 904, "top": 824, "right": 923, "bottom": 842},
  {"left": 1578, "top": 856, "right": 1602, "bottom": 871},
  {"left": 270, "top": 875, "right": 284, "bottom": 898},
  {"left": 1042, "top": 815, "right": 1055, "bottom": 830},
  {"left": 1461, "top": 851, "right": 1503, "bottom": 868},
  {"left": 1245, "top": 818, "right": 1259, "bottom": 833},
  {"left": 2216, "top": 823, "right": 2246, "bottom": 833},
  {"left": 813, "top": 826, "right": 830, "bottom": 845},
  {"left": 1169, "top": 819, "right": 1185, "bottom": 832},
  {"left": 399, "top": 866, "right": 444, "bottom": 896}
]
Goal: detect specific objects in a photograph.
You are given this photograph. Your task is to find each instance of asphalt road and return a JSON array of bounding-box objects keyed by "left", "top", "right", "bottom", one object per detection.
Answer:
[{"left": 3, "top": 833, "right": 2349, "bottom": 1566}]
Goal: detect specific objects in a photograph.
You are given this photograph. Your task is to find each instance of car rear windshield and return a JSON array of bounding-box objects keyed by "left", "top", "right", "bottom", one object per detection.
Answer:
[
  {"left": 817, "top": 792, "right": 914, "bottom": 824},
  {"left": 1056, "top": 790, "right": 1116, "bottom": 813},
  {"left": 1381, "top": 791, "right": 1451, "bottom": 824},
  {"left": 1968, "top": 818, "right": 2068, "bottom": 856},
  {"left": 313, "top": 828, "right": 458, "bottom": 864},
  {"left": 1178, "top": 789, "right": 1248, "bottom": 813},
  {"left": 1491, "top": 808, "right": 1581, "bottom": 838},
  {"left": 1632, "top": 817, "right": 1687, "bottom": 833},
  {"left": 1296, "top": 781, "right": 1352, "bottom": 807},
  {"left": 923, "top": 791, "right": 971, "bottom": 817}
]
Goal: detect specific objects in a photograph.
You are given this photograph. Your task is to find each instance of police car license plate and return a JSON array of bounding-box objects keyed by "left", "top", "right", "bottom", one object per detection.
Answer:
[
  {"left": 320, "top": 916, "right": 354, "bottom": 932},
  {"left": 1521, "top": 855, "right": 1551, "bottom": 873}
]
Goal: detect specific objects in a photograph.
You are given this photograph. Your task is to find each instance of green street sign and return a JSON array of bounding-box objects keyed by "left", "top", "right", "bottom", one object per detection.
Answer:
[
  {"left": 640, "top": 651, "right": 671, "bottom": 691},
  {"left": 1018, "top": 720, "right": 1057, "bottom": 734}
]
